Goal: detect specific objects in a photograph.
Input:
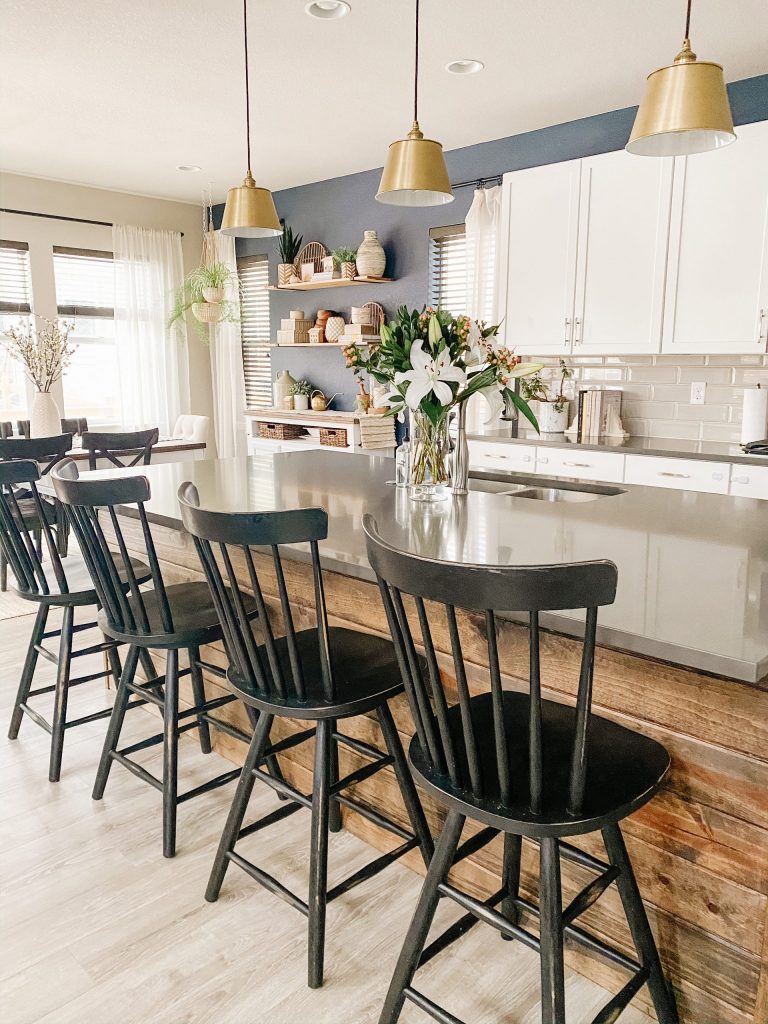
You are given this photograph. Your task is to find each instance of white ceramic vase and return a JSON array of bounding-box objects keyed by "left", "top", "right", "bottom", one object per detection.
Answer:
[
  {"left": 30, "top": 391, "right": 61, "bottom": 438},
  {"left": 293, "top": 394, "right": 309, "bottom": 411},
  {"left": 324, "top": 316, "right": 345, "bottom": 343},
  {"left": 538, "top": 402, "right": 569, "bottom": 433},
  {"left": 356, "top": 230, "right": 386, "bottom": 278}
]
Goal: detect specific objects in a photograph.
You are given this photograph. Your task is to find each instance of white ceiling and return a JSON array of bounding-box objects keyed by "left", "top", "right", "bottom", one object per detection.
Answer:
[{"left": 2, "top": 0, "right": 767, "bottom": 204}]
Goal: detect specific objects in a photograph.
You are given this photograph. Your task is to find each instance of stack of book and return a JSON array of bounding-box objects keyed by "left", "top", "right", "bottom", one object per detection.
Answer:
[
  {"left": 576, "top": 388, "right": 622, "bottom": 441},
  {"left": 276, "top": 311, "right": 314, "bottom": 345},
  {"left": 338, "top": 323, "right": 379, "bottom": 346}
]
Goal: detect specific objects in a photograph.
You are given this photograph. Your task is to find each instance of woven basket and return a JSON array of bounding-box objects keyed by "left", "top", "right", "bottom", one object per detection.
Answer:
[
  {"left": 257, "top": 421, "right": 306, "bottom": 441},
  {"left": 320, "top": 427, "right": 348, "bottom": 448},
  {"left": 192, "top": 301, "right": 223, "bottom": 324}
]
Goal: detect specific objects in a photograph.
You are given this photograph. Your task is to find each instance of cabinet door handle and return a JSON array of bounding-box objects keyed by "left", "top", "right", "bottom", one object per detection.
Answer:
[
  {"left": 563, "top": 461, "right": 592, "bottom": 468},
  {"left": 573, "top": 317, "right": 582, "bottom": 346},
  {"left": 712, "top": 472, "right": 724, "bottom": 481},
  {"left": 538, "top": 456, "right": 549, "bottom": 464},
  {"left": 564, "top": 317, "right": 572, "bottom": 345},
  {"left": 760, "top": 309, "right": 767, "bottom": 346},
  {"left": 733, "top": 475, "right": 750, "bottom": 485},
  {"left": 658, "top": 471, "right": 690, "bottom": 479}
]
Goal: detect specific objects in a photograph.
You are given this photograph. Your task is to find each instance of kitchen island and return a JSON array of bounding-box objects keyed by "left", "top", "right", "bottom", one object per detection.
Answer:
[{"left": 93, "top": 450, "right": 768, "bottom": 1024}]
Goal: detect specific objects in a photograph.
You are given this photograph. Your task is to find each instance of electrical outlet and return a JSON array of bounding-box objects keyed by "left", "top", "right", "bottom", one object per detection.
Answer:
[{"left": 690, "top": 381, "right": 706, "bottom": 405}]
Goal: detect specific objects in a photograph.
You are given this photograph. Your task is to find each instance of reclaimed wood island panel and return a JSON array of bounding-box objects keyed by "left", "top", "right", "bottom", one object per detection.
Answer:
[{"left": 97, "top": 451, "right": 768, "bottom": 1024}]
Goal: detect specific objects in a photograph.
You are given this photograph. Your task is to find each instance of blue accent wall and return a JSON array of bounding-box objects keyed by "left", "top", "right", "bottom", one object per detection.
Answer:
[{"left": 221, "top": 74, "right": 768, "bottom": 411}]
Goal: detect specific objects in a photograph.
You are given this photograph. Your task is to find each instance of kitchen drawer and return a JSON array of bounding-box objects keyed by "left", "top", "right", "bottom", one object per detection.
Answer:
[
  {"left": 467, "top": 440, "right": 536, "bottom": 473},
  {"left": 625, "top": 454, "right": 729, "bottom": 493},
  {"left": 535, "top": 447, "right": 625, "bottom": 483},
  {"left": 729, "top": 464, "right": 768, "bottom": 499}
]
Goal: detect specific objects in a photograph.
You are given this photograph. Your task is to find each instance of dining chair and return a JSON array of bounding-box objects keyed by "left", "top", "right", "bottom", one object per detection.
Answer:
[
  {"left": 0, "top": 422, "right": 13, "bottom": 438},
  {"left": 16, "top": 420, "right": 30, "bottom": 438},
  {"left": 60, "top": 416, "right": 89, "bottom": 436},
  {"left": 80, "top": 427, "right": 159, "bottom": 469},
  {"left": 172, "top": 414, "right": 210, "bottom": 445},
  {"left": 363, "top": 514, "right": 679, "bottom": 1024}
]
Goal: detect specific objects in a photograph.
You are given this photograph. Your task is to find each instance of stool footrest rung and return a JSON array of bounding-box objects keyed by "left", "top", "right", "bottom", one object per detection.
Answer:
[
  {"left": 126, "top": 680, "right": 164, "bottom": 707},
  {"left": 327, "top": 837, "right": 418, "bottom": 903},
  {"left": 403, "top": 987, "right": 468, "bottom": 1024},
  {"left": 554, "top": 838, "right": 612, "bottom": 875},
  {"left": 419, "top": 890, "right": 506, "bottom": 968},
  {"left": 178, "top": 768, "right": 241, "bottom": 804},
  {"left": 226, "top": 851, "right": 309, "bottom": 916},
  {"left": 262, "top": 727, "right": 316, "bottom": 759},
  {"left": 591, "top": 964, "right": 651, "bottom": 1024},
  {"left": 238, "top": 799, "right": 305, "bottom": 840},
  {"left": 195, "top": 659, "right": 226, "bottom": 677},
  {"left": 328, "top": 754, "right": 394, "bottom": 797},
  {"left": 562, "top": 865, "right": 619, "bottom": 927},
  {"left": 42, "top": 620, "right": 97, "bottom": 640},
  {"left": 332, "top": 731, "right": 386, "bottom": 761},
  {"left": 438, "top": 883, "right": 540, "bottom": 953},
  {"left": 64, "top": 707, "right": 113, "bottom": 728},
  {"left": 20, "top": 703, "right": 52, "bottom": 733},
  {"left": 110, "top": 750, "right": 163, "bottom": 791},
  {"left": 336, "top": 794, "right": 413, "bottom": 842},
  {"left": 454, "top": 826, "right": 498, "bottom": 865},
  {"left": 28, "top": 666, "right": 110, "bottom": 697},
  {"left": 71, "top": 639, "right": 118, "bottom": 658},
  {"left": 252, "top": 767, "right": 312, "bottom": 808},
  {"left": 177, "top": 694, "right": 234, "bottom": 723}
]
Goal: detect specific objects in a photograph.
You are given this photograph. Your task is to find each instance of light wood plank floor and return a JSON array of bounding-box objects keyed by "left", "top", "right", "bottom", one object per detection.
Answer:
[{"left": 1, "top": 605, "right": 653, "bottom": 1024}]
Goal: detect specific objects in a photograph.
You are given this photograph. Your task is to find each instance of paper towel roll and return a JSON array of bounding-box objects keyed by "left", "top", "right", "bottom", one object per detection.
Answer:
[{"left": 741, "top": 387, "right": 768, "bottom": 444}]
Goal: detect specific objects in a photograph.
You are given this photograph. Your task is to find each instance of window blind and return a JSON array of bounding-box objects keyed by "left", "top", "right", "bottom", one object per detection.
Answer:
[
  {"left": 428, "top": 225, "right": 468, "bottom": 317},
  {"left": 0, "top": 240, "right": 32, "bottom": 314},
  {"left": 53, "top": 246, "right": 114, "bottom": 318},
  {"left": 237, "top": 254, "right": 271, "bottom": 408}
]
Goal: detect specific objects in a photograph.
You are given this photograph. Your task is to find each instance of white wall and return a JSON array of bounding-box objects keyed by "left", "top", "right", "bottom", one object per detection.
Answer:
[{"left": 0, "top": 172, "right": 213, "bottom": 422}]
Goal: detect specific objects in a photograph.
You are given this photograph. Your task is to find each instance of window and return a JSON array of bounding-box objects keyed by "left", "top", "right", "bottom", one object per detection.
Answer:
[
  {"left": 428, "top": 225, "right": 467, "bottom": 316},
  {"left": 53, "top": 246, "right": 119, "bottom": 426},
  {"left": 237, "top": 254, "right": 271, "bottom": 408},
  {"left": 0, "top": 240, "right": 33, "bottom": 419}
]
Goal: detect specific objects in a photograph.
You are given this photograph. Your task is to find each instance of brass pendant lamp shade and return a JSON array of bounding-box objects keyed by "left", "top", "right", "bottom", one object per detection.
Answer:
[
  {"left": 221, "top": 0, "right": 281, "bottom": 237},
  {"left": 376, "top": 0, "right": 453, "bottom": 207},
  {"left": 627, "top": 0, "right": 735, "bottom": 157}
]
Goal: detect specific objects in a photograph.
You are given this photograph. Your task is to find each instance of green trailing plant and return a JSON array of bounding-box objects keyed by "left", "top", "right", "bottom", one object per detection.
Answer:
[
  {"left": 290, "top": 378, "right": 312, "bottom": 396},
  {"left": 168, "top": 261, "right": 240, "bottom": 343},
  {"left": 331, "top": 246, "right": 357, "bottom": 265},
  {"left": 188, "top": 261, "right": 233, "bottom": 292},
  {"left": 279, "top": 222, "right": 303, "bottom": 264}
]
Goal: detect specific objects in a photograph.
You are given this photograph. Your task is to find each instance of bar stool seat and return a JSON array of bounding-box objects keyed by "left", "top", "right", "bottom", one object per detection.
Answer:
[
  {"left": 100, "top": 581, "right": 255, "bottom": 649},
  {"left": 14, "top": 551, "right": 150, "bottom": 607},
  {"left": 410, "top": 691, "right": 670, "bottom": 837},
  {"left": 229, "top": 626, "right": 405, "bottom": 719}
]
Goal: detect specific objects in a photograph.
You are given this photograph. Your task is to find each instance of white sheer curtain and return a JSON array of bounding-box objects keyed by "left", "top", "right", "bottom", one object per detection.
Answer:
[
  {"left": 465, "top": 185, "right": 503, "bottom": 429},
  {"left": 208, "top": 231, "right": 246, "bottom": 459},
  {"left": 113, "top": 225, "right": 190, "bottom": 436}
]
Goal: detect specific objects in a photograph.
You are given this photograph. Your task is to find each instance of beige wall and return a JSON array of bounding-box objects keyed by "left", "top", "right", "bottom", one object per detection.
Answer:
[{"left": 0, "top": 172, "right": 213, "bottom": 422}]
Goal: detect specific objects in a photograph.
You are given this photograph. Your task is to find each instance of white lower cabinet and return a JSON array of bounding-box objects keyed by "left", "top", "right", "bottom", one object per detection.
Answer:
[
  {"left": 729, "top": 465, "right": 768, "bottom": 499},
  {"left": 535, "top": 447, "right": 625, "bottom": 483},
  {"left": 624, "top": 454, "right": 729, "bottom": 494},
  {"left": 467, "top": 440, "right": 537, "bottom": 474}
]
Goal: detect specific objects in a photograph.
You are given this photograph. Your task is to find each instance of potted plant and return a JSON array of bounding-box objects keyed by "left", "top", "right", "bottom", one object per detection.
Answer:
[
  {"left": 332, "top": 246, "right": 358, "bottom": 281},
  {"left": 1, "top": 316, "right": 76, "bottom": 436},
  {"left": 189, "top": 261, "right": 233, "bottom": 304},
  {"left": 290, "top": 378, "right": 312, "bottom": 411},
  {"left": 520, "top": 358, "right": 574, "bottom": 432},
  {"left": 168, "top": 263, "right": 240, "bottom": 341},
  {"left": 278, "top": 222, "right": 303, "bottom": 287}
]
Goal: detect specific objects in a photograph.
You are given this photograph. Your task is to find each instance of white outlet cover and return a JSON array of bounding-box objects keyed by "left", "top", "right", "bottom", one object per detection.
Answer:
[{"left": 690, "top": 381, "right": 706, "bottom": 405}]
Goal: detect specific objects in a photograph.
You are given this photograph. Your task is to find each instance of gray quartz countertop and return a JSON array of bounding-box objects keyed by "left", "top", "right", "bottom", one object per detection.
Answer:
[
  {"left": 468, "top": 424, "right": 764, "bottom": 465},
  {"left": 82, "top": 451, "right": 768, "bottom": 686}
]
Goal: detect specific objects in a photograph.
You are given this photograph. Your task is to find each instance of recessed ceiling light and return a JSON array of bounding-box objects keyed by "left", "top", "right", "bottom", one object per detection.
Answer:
[
  {"left": 177, "top": 164, "right": 201, "bottom": 172},
  {"left": 445, "top": 59, "right": 484, "bottom": 75},
  {"left": 305, "top": 1, "right": 350, "bottom": 19}
]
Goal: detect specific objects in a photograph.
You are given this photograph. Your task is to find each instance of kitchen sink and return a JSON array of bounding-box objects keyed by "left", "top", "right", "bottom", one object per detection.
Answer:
[
  {"left": 509, "top": 486, "right": 603, "bottom": 503},
  {"left": 468, "top": 475, "right": 625, "bottom": 502}
]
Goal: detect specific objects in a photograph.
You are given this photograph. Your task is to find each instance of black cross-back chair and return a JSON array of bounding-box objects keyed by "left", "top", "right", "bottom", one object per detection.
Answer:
[
  {"left": 61, "top": 416, "right": 88, "bottom": 437},
  {"left": 177, "top": 482, "right": 434, "bottom": 990},
  {"left": 0, "top": 421, "right": 13, "bottom": 438},
  {"left": 0, "top": 460, "right": 148, "bottom": 781},
  {"left": 363, "top": 515, "right": 679, "bottom": 1024},
  {"left": 0, "top": 433, "right": 72, "bottom": 592},
  {"left": 16, "top": 419, "right": 30, "bottom": 438},
  {"left": 51, "top": 459, "right": 252, "bottom": 858},
  {"left": 80, "top": 427, "right": 159, "bottom": 469}
]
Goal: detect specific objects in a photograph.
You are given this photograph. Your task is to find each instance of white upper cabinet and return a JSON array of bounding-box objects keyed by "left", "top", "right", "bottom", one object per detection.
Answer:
[
  {"left": 662, "top": 120, "right": 768, "bottom": 354},
  {"left": 499, "top": 160, "right": 581, "bottom": 354},
  {"left": 573, "top": 151, "right": 673, "bottom": 354}
]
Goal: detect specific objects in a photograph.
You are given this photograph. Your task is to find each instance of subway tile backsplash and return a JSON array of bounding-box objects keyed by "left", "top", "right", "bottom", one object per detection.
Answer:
[{"left": 532, "top": 354, "right": 767, "bottom": 443}]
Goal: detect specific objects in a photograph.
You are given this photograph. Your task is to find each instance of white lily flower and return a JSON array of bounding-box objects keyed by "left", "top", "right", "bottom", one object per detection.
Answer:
[
  {"left": 395, "top": 337, "right": 466, "bottom": 410},
  {"left": 465, "top": 321, "right": 487, "bottom": 367},
  {"left": 477, "top": 385, "right": 506, "bottom": 423}
]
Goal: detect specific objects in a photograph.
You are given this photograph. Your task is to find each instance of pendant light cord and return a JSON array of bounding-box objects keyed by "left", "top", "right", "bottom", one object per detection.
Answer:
[
  {"left": 684, "top": 0, "right": 692, "bottom": 39},
  {"left": 413, "top": 0, "right": 420, "bottom": 124},
  {"left": 243, "top": 0, "right": 252, "bottom": 174}
]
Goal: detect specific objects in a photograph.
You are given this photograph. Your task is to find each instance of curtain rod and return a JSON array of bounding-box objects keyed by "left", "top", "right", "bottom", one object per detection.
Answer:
[
  {"left": 0, "top": 207, "right": 184, "bottom": 236},
  {"left": 451, "top": 174, "right": 503, "bottom": 190}
]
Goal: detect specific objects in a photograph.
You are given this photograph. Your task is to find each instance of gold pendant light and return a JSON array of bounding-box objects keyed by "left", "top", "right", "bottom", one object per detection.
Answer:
[
  {"left": 376, "top": 0, "right": 453, "bottom": 206},
  {"left": 627, "top": 0, "right": 735, "bottom": 157},
  {"left": 221, "top": 0, "right": 281, "bottom": 236}
]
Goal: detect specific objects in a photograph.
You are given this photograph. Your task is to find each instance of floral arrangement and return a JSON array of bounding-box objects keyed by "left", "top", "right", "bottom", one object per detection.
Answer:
[
  {"left": 1, "top": 316, "right": 76, "bottom": 392},
  {"left": 344, "top": 306, "right": 542, "bottom": 493},
  {"left": 289, "top": 378, "right": 312, "bottom": 396}
]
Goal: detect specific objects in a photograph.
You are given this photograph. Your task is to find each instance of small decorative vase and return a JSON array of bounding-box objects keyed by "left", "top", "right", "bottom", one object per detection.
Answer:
[
  {"left": 282, "top": 395, "right": 294, "bottom": 410},
  {"left": 451, "top": 402, "right": 470, "bottom": 495},
  {"left": 278, "top": 264, "right": 295, "bottom": 287},
  {"left": 273, "top": 369, "right": 297, "bottom": 406},
  {"left": 356, "top": 230, "right": 386, "bottom": 278},
  {"left": 324, "top": 316, "right": 345, "bottom": 343},
  {"left": 202, "top": 286, "right": 225, "bottom": 303},
  {"left": 409, "top": 409, "right": 451, "bottom": 502},
  {"left": 192, "top": 301, "right": 222, "bottom": 324},
  {"left": 341, "top": 261, "right": 356, "bottom": 281},
  {"left": 30, "top": 391, "right": 61, "bottom": 438},
  {"left": 293, "top": 394, "right": 309, "bottom": 411},
  {"left": 538, "top": 402, "right": 569, "bottom": 433}
]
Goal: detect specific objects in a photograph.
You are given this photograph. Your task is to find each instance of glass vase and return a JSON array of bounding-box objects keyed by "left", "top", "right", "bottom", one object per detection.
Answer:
[{"left": 409, "top": 409, "right": 451, "bottom": 502}]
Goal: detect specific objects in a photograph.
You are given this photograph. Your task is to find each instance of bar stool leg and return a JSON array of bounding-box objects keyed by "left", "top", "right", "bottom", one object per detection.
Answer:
[
  {"left": 378, "top": 810, "right": 465, "bottom": 1024},
  {"left": 49, "top": 604, "right": 74, "bottom": 782},
  {"left": 501, "top": 832, "right": 523, "bottom": 932},
  {"left": 328, "top": 718, "right": 342, "bottom": 834},
  {"left": 539, "top": 837, "right": 566, "bottom": 1024},
  {"left": 0, "top": 550, "right": 7, "bottom": 592},
  {"left": 162, "top": 649, "right": 179, "bottom": 858},
  {"left": 93, "top": 644, "right": 140, "bottom": 799},
  {"left": 376, "top": 703, "right": 434, "bottom": 864},
  {"left": 104, "top": 636, "right": 122, "bottom": 689},
  {"left": 8, "top": 604, "right": 48, "bottom": 738},
  {"left": 308, "top": 718, "right": 332, "bottom": 988},
  {"left": 188, "top": 646, "right": 211, "bottom": 754},
  {"left": 205, "top": 711, "right": 274, "bottom": 902},
  {"left": 603, "top": 824, "right": 680, "bottom": 1024}
]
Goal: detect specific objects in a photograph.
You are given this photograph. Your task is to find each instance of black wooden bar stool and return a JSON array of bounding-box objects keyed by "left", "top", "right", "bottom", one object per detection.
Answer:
[
  {"left": 0, "top": 460, "right": 147, "bottom": 781},
  {"left": 51, "top": 460, "right": 253, "bottom": 858},
  {"left": 363, "top": 514, "right": 680, "bottom": 1024},
  {"left": 178, "top": 483, "right": 434, "bottom": 989}
]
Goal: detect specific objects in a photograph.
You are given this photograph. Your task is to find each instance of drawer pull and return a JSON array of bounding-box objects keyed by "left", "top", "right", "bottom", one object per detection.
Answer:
[
  {"left": 538, "top": 456, "right": 549, "bottom": 464},
  {"left": 658, "top": 471, "right": 690, "bottom": 479},
  {"left": 486, "top": 454, "right": 508, "bottom": 460},
  {"left": 563, "top": 461, "right": 592, "bottom": 468},
  {"left": 733, "top": 475, "right": 750, "bottom": 485},
  {"left": 712, "top": 472, "right": 724, "bottom": 481}
]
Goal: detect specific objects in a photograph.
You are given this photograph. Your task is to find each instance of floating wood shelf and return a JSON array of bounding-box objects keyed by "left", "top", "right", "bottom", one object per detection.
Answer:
[
  {"left": 269, "top": 276, "right": 393, "bottom": 292},
  {"left": 269, "top": 341, "right": 380, "bottom": 348}
]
